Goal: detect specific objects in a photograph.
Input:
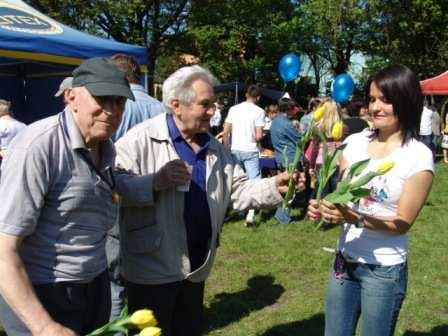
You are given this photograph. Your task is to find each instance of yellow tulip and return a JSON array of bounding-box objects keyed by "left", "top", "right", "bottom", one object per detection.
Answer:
[
  {"left": 140, "top": 326, "right": 162, "bottom": 336},
  {"left": 331, "top": 121, "right": 344, "bottom": 140},
  {"left": 377, "top": 161, "right": 395, "bottom": 174},
  {"left": 313, "top": 105, "right": 326, "bottom": 121},
  {"left": 130, "top": 309, "right": 158, "bottom": 330}
]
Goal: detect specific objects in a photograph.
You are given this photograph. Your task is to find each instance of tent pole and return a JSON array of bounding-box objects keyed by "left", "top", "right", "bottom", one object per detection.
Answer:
[
  {"left": 144, "top": 72, "right": 148, "bottom": 92},
  {"left": 235, "top": 82, "right": 238, "bottom": 105}
]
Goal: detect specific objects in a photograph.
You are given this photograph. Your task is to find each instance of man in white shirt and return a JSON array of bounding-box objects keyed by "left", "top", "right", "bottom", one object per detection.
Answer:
[
  {"left": 419, "top": 104, "right": 434, "bottom": 153},
  {"left": 223, "top": 85, "right": 265, "bottom": 225},
  {"left": 0, "top": 99, "right": 26, "bottom": 159},
  {"left": 209, "top": 102, "right": 222, "bottom": 135}
]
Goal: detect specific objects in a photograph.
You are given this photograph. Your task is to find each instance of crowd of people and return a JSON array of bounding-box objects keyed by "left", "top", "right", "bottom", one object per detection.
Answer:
[{"left": 0, "top": 56, "right": 438, "bottom": 336}]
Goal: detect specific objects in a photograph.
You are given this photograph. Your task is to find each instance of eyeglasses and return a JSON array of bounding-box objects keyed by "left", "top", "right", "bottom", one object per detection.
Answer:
[{"left": 94, "top": 96, "right": 127, "bottom": 107}]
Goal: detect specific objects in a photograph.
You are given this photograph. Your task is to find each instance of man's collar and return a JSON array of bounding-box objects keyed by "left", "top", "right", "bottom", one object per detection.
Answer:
[
  {"left": 129, "top": 83, "right": 145, "bottom": 92},
  {"left": 64, "top": 106, "right": 87, "bottom": 150},
  {"left": 166, "top": 113, "right": 183, "bottom": 142},
  {"left": 143, "top": 113, "right": 218, "bottom": 151},
  {"left": 166, "top": 113, "right": 211, "bottom": 149}
]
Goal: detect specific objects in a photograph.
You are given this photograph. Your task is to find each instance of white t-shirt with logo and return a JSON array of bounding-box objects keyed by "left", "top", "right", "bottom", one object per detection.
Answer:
[
  {"left": 225, "top": 101, "right": 265, "bottom": 152},
  {"left": 338, "top": 130, "right": 434, "bottom": 266},
  {"left": 0, "top": 117, "right": 26, "bottom": 150}
]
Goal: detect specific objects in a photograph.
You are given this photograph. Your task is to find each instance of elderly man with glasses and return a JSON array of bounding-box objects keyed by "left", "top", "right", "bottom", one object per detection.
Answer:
[{"left": 115, "top": 65, "right": 305, "bottom": 336}]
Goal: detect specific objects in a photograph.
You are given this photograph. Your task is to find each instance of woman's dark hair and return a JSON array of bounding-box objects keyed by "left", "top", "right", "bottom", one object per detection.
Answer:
[
  {"left": 278, "top": 98, "right": 296, "bottom": 113},
  {"left": 365, "top": 64, "right": 423, "bottom": 144}
]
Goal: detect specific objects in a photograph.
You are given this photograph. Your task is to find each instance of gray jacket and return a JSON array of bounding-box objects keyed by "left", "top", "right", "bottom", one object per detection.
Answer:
[{"left": 115, "top": 113, "right": 283, "bottom": 284}]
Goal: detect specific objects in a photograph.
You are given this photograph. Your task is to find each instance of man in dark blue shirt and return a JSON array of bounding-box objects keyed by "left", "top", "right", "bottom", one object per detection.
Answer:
[
  {"left": 116, "top": 65, "right": 305, "bottom": 336},
  {"left": 270, "top": 98, "right": 302, "bottom": 224},
  {"left": 270, "top": 98, "right": 301, "bottom": 169}
]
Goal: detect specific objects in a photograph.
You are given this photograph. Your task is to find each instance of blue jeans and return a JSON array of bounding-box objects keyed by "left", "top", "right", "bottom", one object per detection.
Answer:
[
  {"left": 325, "top": 256, "right": 407, "bottom": 336},
  {"left": 232, "top": 150, "right": 261, "bottom": 180}
]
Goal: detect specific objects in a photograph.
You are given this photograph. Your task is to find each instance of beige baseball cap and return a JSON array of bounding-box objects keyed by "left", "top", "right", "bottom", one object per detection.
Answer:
[{"left": 54, "top": 77, "right": 73, "bottom": 97}]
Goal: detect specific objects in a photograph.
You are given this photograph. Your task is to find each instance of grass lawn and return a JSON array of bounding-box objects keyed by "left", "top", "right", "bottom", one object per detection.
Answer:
[
  {"left": 0, "top": 164, "right": 447, "bottom": 336},
  {"left": 203, "top": 162, "right": 448, "bottom": 335}
]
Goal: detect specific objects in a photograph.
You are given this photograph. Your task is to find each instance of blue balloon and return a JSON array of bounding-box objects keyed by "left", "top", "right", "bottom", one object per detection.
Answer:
[
  {"left": 278, "top": 53, "right": 301, "bottom": 82},
  {"left": 332, "top": 73, "right": 355, "bottom": 103}
]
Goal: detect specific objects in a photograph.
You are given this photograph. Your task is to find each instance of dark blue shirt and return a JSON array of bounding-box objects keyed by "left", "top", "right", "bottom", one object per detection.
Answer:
[
  {"left": 270, "top": 114, "right": 301, "bottom": 169},
  {"left": 166, "top": 114, "right": 212, "bottom": 271}
]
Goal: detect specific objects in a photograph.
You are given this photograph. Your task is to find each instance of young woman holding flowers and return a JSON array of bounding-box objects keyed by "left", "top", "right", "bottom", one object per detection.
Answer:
[{"left": 307, "top": 64, "right": 434, "bottom": 336}]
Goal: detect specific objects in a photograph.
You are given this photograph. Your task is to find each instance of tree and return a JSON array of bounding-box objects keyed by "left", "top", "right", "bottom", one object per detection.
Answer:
[
  {"left": 297, "top": 0, "right": 371, "bottom": 76},
  {"left": 28, "top": 0, "right": 191, "bottom": 89},
  {"left": 185, "top": 0, "right": 299, "bottom": 86},
  {"left": 362, "top": 0, "right": 448, "bottom": 79}
]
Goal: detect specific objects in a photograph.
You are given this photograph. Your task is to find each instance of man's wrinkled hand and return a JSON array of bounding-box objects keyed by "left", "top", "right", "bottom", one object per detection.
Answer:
[
  {"left": 154, "top": 160, "right": 192, "bottom": 191},
  {"left": 275, "top": 171, "right": 306, "bottom": 194}
]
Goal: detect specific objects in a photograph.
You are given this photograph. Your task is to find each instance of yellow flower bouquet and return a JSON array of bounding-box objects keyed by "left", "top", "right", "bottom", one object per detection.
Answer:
[{"left": 87, "top": 308, "right": 161, "bottom": 336}]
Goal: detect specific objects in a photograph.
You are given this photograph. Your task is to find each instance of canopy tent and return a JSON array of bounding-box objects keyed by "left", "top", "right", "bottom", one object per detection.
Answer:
[
  {"left": 420, "top": 71, "right": 448, "bottom": 96},
  {"left": 0, "top": 0, "right": 148, "bottom": 123}
]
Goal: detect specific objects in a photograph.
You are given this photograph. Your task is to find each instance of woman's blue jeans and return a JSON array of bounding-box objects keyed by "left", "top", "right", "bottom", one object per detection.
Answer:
[{"left": 325, "top": 257, "right": 407, "bottom": 336}]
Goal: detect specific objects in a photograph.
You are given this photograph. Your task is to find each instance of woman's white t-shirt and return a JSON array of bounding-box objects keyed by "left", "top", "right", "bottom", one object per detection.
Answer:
[{"left": 338, "top": 130, "right": 434, "bottom": 266}]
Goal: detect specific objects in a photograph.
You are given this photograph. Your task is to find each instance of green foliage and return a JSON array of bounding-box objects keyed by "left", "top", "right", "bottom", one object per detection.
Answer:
[
  {"left": 298, "top": 0, "right": 371, "bottom": 75},
  {"left": 186, "top": 0, "right": 298, "bottom": 84},
  {"left": 26, "top": 0, "right": 448, "bottom": 93},
  {"left": 362, "top": 0, "right": 448, "bottom": 79}
]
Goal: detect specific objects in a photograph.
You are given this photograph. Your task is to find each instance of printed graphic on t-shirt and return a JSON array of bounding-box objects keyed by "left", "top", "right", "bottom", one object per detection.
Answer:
[{"left": 359, "top": 175, "right": 390, "bottom": 215}]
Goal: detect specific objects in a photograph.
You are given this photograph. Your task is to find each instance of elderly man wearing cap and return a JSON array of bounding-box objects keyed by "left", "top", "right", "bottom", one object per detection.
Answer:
[{"left": 0, "top": 58, "right": 153, "bottom": 336}]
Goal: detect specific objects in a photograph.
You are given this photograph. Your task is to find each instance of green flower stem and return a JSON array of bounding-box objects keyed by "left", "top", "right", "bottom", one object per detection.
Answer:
[
  {"left": 282, "top": 174, "right": 296, "bottom": 208},
  {"left": 282, "top": 121, "right": 315, "bottom": 209},
  {"left": 86, "top": 317, "right": 131, "bottom": 336}
]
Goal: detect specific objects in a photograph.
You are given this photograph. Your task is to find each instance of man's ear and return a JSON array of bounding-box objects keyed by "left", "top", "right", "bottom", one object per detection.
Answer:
[
  {"left": 170, "top": 99, "right": 181, "bottom": 116},
  {"left": 66, "top": 88, "right": 78, "bottom": 112},
  {"left": 63, "top": 89, "right": 72, "bottom": 103}
]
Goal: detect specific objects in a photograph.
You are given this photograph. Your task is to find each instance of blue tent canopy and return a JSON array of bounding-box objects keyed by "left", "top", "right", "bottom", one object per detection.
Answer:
[{"left": 0, "top": 0, "right": 148, "bottom": 123}]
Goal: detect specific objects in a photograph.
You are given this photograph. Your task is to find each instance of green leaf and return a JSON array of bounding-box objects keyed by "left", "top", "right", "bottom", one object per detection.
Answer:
[
  {"left": 282, "top": 178, "right": 296, "bottom": 208},
  {"left": 326, "top": 143, "right": 346, "bottom": 180},
  {"left": 348, "top": 158, "right": 370, "bottom": 179},
  {"left": 350, "top": 171, "right": 377, "bottom": 189},
  {"left": 324, "top": 191, "right": 354, "bottom": 204},
  {"left": 350, "top": 187, "right": 371, "bottom": 199},
  {"left": 282, "top": 146, "right": 289, "bottom": 171},
  {"left": 334, "top": 178, "right": 350, "bottom": 194},
  {"left": 108, "top": 325, "right": 129, "bottom": 333},
  {"left": 119, "top": 305, "right": 128, "bottom": 318}
]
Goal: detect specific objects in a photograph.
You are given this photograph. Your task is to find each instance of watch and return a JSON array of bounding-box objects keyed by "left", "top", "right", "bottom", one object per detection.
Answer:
[{"left": 356, "top": 213, "right": 366, "bottom": 228}]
